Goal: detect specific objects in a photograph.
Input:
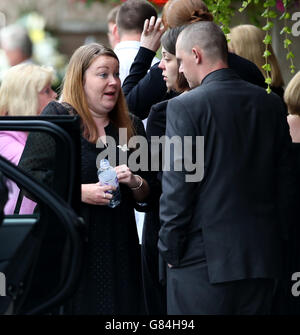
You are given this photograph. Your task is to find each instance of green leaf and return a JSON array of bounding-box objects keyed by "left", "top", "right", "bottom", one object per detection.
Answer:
[
  {"left": 286, "top": 51, "right": 295, "bottom": 60},
  {"left": 239, "top": 1, "right": 249, "bottom": 12},
  {"left": 261, "top": 9, "right": 269, "bottom": 18},
  {"left": 263, "top": 50, "right": 272, "bottom": 57},
  {"left": 268, "top": 10, "right": 278, "bottom": 19},
  {"left": 265, "top": 77, "right": 272, "bottom": 85},
  {"left": 263, "top": 34, "right": 272, "bottom": 44},
  {"left": 262, "top": 21, "right": 274, "bottom": 31},
  {"left": 264, "top": 0, "right": 276, "bottom": 8},
  {"left": 262, "top": 64, "right": 272, "bottom": 72},
  {"left": 280, "top": 26, "right": 292, "bottom": 34},
  {"left": 284, "top": 38, "right": 292, "bottom": 48},
  {"left": 279, "top": 12, "right": 285, "bottom": 20}
]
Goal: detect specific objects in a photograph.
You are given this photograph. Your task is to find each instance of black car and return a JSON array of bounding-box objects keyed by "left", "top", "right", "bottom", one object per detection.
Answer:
[{"left": 0, "top": 116, "right": 84, "bottom": 315}]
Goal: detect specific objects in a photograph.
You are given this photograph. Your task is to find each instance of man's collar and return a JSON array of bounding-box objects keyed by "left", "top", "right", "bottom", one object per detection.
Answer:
[
  {"left": 114, "top": 40, "right": 141, "bottom": 51},
  {"left": 201, "top": 68, "right": 240, "bottom": 85}
]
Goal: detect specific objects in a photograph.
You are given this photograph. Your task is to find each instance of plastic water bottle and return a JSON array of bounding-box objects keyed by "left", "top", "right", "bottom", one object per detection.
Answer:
[{"left": 97, "top": 159, "right": 121, "bottom": 208}]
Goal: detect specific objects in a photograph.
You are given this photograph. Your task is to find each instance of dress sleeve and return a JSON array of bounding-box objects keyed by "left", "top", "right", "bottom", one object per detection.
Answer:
[
  {"left": 130, "top": 114, "right": 161, "bottom": 212},
  {"left": 18, "top": 102, "right": 69, "bottom": 194}
]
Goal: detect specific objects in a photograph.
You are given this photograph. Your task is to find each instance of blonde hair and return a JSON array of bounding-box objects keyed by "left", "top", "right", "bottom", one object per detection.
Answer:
[
  {"left": 61, "top": 43, "right": 134, "bottom": 144},
  {"left": 284, "top": 71, "right": 300, "bottom": 116},
  {"left": 228, "top": 24, "right": 284, "bottom": 88},
  {"left": 0, "top": 63, "right": 54, "bottom": 116}
]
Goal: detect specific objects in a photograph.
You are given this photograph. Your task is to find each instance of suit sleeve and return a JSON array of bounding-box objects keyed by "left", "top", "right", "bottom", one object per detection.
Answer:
[{"left": 158, "top": 98, "right": 202, "bottom": 266}]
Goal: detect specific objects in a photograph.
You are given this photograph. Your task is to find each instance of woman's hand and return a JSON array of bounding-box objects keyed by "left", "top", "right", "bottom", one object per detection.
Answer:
[
  {"left": 81, "top": 183, "right": 114, "bottom": 206},
  {"left": 115, "top": 165, "right": 150, "bottom": 202},
  {"left": 114, "top": 165, "right": 141, "bottom": 189},
  {"left": 140, "top": 16, "right": 166, "bottom": 53}
]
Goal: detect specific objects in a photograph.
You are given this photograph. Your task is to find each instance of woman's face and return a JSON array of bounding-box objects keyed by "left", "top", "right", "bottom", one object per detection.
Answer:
[
  {"left": 37, "top": 84, "right": 57, "bottom": 114},
  {"left": 83, "top": 55, "right": 121, "bottom": 118},
  {"left": 158, "top": 47, "right": 179, "bottom": 91}
]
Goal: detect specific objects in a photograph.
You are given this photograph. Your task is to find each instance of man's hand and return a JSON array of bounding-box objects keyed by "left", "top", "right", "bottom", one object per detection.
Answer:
[{"left": 140, "top": 16, "right": 166, "bottom": 53}]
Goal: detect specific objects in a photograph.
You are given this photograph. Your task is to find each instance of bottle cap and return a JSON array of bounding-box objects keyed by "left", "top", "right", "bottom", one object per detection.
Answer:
[{"left": 99, "top": 159, "right": 110, "bottom": 170}]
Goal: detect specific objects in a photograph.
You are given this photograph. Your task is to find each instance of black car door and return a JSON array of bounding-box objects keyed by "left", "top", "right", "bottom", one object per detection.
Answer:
[{"left": 0, "top": 116, "right": 84, "bottom": 315}]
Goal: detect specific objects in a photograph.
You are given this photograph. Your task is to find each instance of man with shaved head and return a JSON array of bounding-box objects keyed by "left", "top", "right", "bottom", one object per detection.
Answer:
[{"left": 158, "top": 21, "right": 293, "bottom": 314}]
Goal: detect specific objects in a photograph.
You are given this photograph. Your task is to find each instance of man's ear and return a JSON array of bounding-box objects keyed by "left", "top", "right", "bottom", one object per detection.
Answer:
[
  {"left": 192, "top": 47, "right": 202, "bottom": 64},
  {"left": 112, "top": 24, "right": 120, "bottom": 43}
]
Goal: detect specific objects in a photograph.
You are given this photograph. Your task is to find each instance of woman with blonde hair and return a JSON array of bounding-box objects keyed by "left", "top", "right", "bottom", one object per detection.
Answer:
[
  {"left": 228, "top": 24, "right": 284, "bottom": 97},
  {"left": 285, "top": 71, "right": 300, "bottom": 142},
  {"left": 19, "top": 43, "right": 153, "bottom": 314},
  {"left": 281, "top": 71, "right": 300, "bottom": 314},
  {"left": 0, "top": 63, "right": 57, "bottom": 214}
]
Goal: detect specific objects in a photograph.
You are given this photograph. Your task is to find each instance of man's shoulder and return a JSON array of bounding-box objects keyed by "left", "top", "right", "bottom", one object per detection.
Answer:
[
  {"left": 170, "top": 78, "right": 281, "bottom": 111},
  {"left": 114, "top": 41, "right": 140, "bottom": 53},
  {"left": 170, "top": 86, "right": 209, "bottom": 107}
]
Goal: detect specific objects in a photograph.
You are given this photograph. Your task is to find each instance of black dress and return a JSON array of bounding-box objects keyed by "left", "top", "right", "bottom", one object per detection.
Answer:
[
  {"left": 71, "top": 124, "right": 145, "bottom": 315},
  {"left": 140, "top": 99, "right": 171, "bottom": 315},
  {"left": 20, "top": 101, "right": 150, "bottom": 315}
]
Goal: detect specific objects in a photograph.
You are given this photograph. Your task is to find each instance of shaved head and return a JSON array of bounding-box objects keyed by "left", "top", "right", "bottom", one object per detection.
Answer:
[
  {"left": 177, "top": 21, "right": 228, "bottom": 64},
  {"left": 176, "top": 22, "right": 228, "bottom": 88}
]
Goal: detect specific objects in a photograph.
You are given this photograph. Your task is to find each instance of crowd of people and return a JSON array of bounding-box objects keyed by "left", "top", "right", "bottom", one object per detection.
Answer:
[{"left": 0, "top": 0, "right": 300, "bottom": 315}]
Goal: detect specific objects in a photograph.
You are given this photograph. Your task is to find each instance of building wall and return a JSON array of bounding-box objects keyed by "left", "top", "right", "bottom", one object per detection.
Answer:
[{"left": 0, "top": 0, "right": 111, "bottom": 57}]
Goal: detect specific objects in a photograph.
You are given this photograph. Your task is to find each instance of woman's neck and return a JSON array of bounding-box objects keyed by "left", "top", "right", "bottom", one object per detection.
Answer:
[
  {"left": 91, "top": 113, "right": 110, "bottom": 145},
  {"left": 92, "top": 113, "right": 110, "bottom": 129}
]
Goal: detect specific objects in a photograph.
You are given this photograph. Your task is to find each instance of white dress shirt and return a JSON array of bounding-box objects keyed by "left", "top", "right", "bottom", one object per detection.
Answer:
[{"left": 114, "top": 40, "right": 160, "bottom": 84}]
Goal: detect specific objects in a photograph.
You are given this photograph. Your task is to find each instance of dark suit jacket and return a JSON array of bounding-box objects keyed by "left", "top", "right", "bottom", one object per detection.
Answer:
[{"left": 158, "top": 68, "right": 294, "bottom": 284}]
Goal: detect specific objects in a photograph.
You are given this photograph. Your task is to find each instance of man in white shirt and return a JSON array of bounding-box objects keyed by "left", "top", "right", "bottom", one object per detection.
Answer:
[
  {"left": 114, "top": 0, "right": 160, "bottom": 84},
  {"left": 106, "top": 5, "right": 120, "bottom": 49},
  {"left": 114, "top": 0, "right": 160, "bottom": 244}
]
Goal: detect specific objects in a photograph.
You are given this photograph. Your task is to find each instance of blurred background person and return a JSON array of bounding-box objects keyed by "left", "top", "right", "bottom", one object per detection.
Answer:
[
  {"left": 0, "top": 63, "right": 57, "bottom": 215},
  {"left": 271, "top": 70, "right": 300, "bottom": 315},
  {"left": 0, "top": 24, "right": 33, "bottom": 67},
  {"left": 107, "top": 5, "right": 120, "bottom": 49},
  {"left": 115, "top": 0, "right": 159, "bottom": 84},
  {"left": 115, "top": 0, "right": 161, "bottom": 243},
  {"left": 285, "top": 71, "right": 300, "bottom": 142},
  {"left": 228, "top": 24, "right": 284, "bottom": 98}
]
